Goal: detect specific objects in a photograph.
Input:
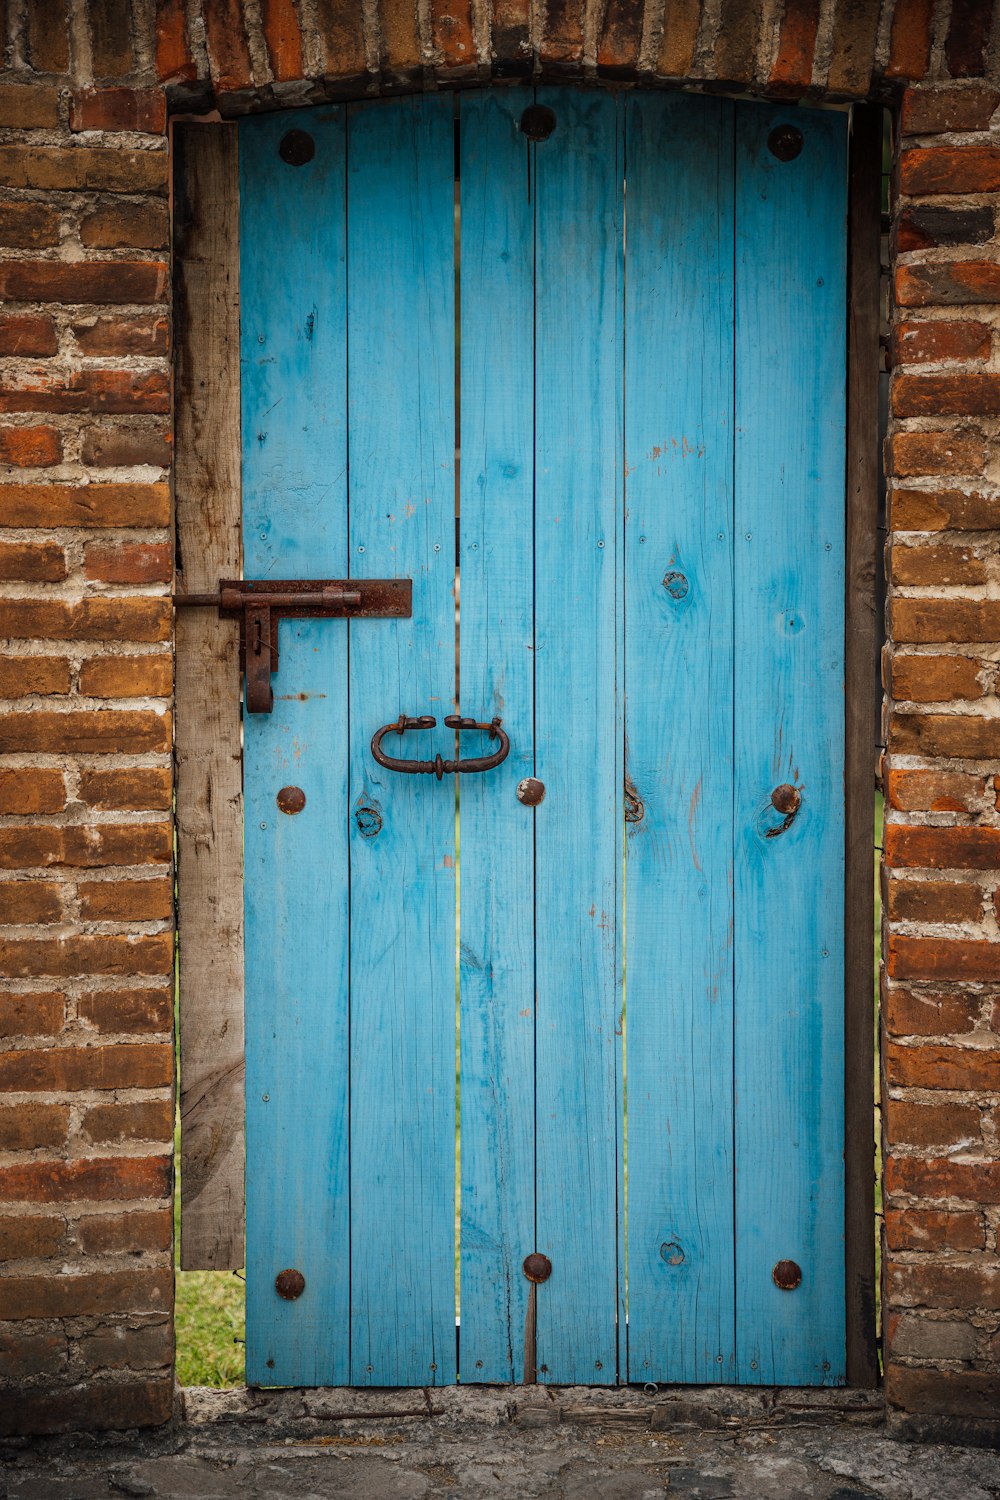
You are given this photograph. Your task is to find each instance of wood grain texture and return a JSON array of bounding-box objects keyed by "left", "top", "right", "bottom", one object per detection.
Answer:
[
  {"left": 240, "top": 104, "right": 352, "bottom": 1385},
  {"left": 458, "top": 87, "right": 536, "bottom": 1383},
  {"left": 174, "top": 124, "right": 245, "bottom": 1273},
  {"left": 346, "top": 94, "right": 458, "bottom": 1387},
  {"left": 532, "top": 87, "right": 623, "bottom": 1386},
  {"left": 623, "top": 91, "right": 736, "bottom": 1384},
  {"left": 733, "top": 102, "right": 848, "bottom": 1385}
]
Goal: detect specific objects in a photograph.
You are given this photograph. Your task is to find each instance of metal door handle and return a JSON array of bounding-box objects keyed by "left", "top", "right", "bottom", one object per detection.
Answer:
[{"left": 370, "top": 714, "right": 510, "bottom": 782}]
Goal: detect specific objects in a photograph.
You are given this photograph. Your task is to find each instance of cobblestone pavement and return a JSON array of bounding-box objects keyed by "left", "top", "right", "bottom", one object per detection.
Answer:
[{"left": 2, "top": 1388, "right": 999, "bottom": 1500}]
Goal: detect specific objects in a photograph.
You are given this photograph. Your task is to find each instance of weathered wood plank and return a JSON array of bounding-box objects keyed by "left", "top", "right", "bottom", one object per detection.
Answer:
[
  {"left": 733, "top": 101, "right": 848, "bottom": 1384},
  {"left": 239, "top": 104, "right": 351, "bottom": 1386},
  {"left": 458, "top": 87, "right": 536, "bottom": 1383},
  {"left": 174, "top": 124, "right": 245, "bottom": 1273},
  {"left": 623, "top": 90, "right": 736, "bottom": 1384}
]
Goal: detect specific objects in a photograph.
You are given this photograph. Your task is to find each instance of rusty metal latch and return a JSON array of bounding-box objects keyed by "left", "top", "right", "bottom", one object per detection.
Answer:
[
  {"left": 174, "top": 578, "right": 412, "bottom": 714},
  {"left": 370, "top": 714, "right": 510, "bottom": 781}
]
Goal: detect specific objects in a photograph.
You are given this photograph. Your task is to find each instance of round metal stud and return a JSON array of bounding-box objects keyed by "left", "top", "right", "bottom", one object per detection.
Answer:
[
  {"left": 767, "top": 125, "right": 803, "bottom": 162},
  {"left": 522, "top": 1252, "right": 552, "bottom": 1283},
  {"left": 275, "top": 1267, "right": 306, "bottom": 1300},
  {"left": 770, "top": 784, "right": 801, "bottom": 816},
  {"left": 277, "top": 785, "right": 306, "bottom": 815},
  {"left": 520, "top": 105, "right": 557, "bottom": 142},
  {"left": 517, "top": 777, "right": 546, "bottom": 807},
  {"left": 279, "top": 129, "right": 316, "bottom": 167},
  {"left": 772, "top": 1259, "right": 802, "bottom": 1291}
]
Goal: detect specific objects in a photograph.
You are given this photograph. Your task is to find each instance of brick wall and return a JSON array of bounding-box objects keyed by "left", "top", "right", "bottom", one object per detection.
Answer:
[{"left": 0, "top": 0, "right": 997, "bottom": 1440}]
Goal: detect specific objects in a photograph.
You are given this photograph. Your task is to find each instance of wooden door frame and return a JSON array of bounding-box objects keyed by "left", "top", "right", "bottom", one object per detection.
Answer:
[{"left": 172, "top": 90, "right": 883, "bottom": 1386}]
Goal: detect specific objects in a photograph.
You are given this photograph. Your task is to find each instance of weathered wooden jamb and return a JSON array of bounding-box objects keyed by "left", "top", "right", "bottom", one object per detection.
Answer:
[
  {"left": 844, "top": 101, "right": 882, "bottom": 1388},
  {"left": 173, "top": 124, "right": 246, "bottom": 1271}
]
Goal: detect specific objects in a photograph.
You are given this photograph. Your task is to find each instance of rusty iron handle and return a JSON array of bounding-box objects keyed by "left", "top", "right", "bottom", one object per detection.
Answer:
[{"left": 370, "top": 714, "right": 510, "bottom": 782}]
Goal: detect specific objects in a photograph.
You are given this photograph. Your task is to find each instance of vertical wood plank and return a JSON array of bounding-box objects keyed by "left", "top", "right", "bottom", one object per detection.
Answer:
[
  {"left": 174, "top": 124, "right": 246, "bottom": 1273},
  {"left": 346, "top": 94, "right": 458, "bottom": 1387},
  {"left": 458, "top": 88, "right": 536, "bottom": 1383},
  {"left": 733, "top": 102, "right": 848, "bottom": 1385},
  {"left": 623, "top": 92, "right": 736, "bottom": 1384},
  {"left": 239, "top": 105, "right": 352, "bottom": 1385},
  {"left": 845, "top": 101, "right": 881, "bottom": 1389},
  {"left": 533, "top": 87, "right": 623, "bottom": 1386}
]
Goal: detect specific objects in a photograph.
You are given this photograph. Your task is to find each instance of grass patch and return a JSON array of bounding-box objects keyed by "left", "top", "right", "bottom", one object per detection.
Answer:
[{"left": 173, "top": 1118, "right": 245, "bottom": 1388}]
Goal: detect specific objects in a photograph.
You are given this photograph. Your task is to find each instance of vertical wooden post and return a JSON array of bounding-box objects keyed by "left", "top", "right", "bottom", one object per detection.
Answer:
[
  {"left": 173, "top": 124, "right": 246, "bottom": 1271},
  {"left": 844, "top": 101, "right": 882, "bottom": 1388}
]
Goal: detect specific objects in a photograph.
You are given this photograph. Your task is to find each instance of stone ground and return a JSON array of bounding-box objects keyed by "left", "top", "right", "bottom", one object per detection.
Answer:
[{"left": 2, "top": 1387, "right": 999, "bottom": 1500}]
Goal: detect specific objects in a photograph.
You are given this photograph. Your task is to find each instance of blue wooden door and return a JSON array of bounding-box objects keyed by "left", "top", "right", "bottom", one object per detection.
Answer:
[{"left": 238, "top": 90, "right": 848, "bottom": 1389}]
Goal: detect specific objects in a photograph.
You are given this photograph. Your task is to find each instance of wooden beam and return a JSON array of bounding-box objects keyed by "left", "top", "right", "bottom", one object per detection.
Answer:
[
  {"left": 173, "top": 123, "right": 245, "bottom": 1271},
  {"left": 844, "top": 100, "right": 882, "bottom": 1388}
]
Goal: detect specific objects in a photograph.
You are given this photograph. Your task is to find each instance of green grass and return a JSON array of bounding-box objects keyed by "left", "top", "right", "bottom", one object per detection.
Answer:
[{"left": 173, "top": 1118, "right": 246, "bottom": 1388}]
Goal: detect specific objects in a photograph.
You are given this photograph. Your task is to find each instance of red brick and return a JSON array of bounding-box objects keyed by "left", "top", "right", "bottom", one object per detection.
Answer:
[
  {"left": 0, "top": 991, "right": 65, "bottom": 1038},
  {"left": 71, "top": 89, "right": 166, "bottom": 134},
  {"left": 886, "top": 769, "right": 983, "bottom": 814},
  {"left": 0, "top": 598, "right": 170, "bottom": 644},
  {"left": 0, "top": 821, "right": 171, "bottom": 870},
  {"left": 896, "top": 205, "right": 995, "bottom": 252},
  {"left": 78, "top": 985, "right": 173, "bottom": 1034},
  {"left": 891, "top": 487, "right": 1000, "bottom": 531},
  {"left": 886, "top": 1043, "right": 1000, "bottom": 1092},
  {"left": 886, "top": 823, "right": 1000, "bottom": 870},
  {"left": 78, "top": 768, "right": 171, "bottom": 812},
  {"left": 897, "top": 262, "right": 1000, "bottom": 308},
  {"left": 79, "top": 656, "right": 173, "bottom": 699},
  {"left": 380, "top": 0, "right": 425, "bottom": 75},
  {"left": 84, "top": 542, "right": 172, "bottom": 585},
  {"left": 0, "top": 83, "right": 61, "bottom": 129},
  {"left": 887, "top": 1365, "right": 1000, "bottom": 1421},
  {"left": 894, "top": 373, "right": 1000, "bottom": 419},
  {"left": 766, "top": 0, "right": 820, "bottom": 95},
  {"left": 888, "top": 935, "right": 1000, "bottom": 981},
  {"left": 892, "top": 598, "right": 1000, "bottom": 645},
  {"left": 80, "top": 1319, "right": 172, "bottom": 1368},
  {"left": 313, "top": 0, "right": 367, "bottom": 77},
  {"left": 203, "top": 0, "right": 255, "bottom": 89},
  {"left": 597, "top": 0, "right": 643, "bottom": 70},
  {"left": 901, "top": 146, "right": 1000, "bottom": 196},
  {"left": 0, "top": 260, "right": 167, "bottom": 306},
  {"left": 81, "top": 1102, "right": 173, "bottom": 1147},
  {"left": 0, "top": 1328, "right": 66, "bottom": 1381},
  {"left": 0, "top": 426, "right": 63, "bottom": 467},
  {"left": 0, "top": 481, "right": 169, "bottom": 528},
  {"left": 0, "top": 1046, "right": 171, "bottom": 1094},
  {"left": 884, "top": 985, "right": 979, "bottom": 1035},
  {"left": 825, "top": 0, "right": 879, "bottom": 95},
  {"left": 0, "top": 1219, "right": 64, "bottom": 1262},
  {"left": 885, "top": 877, "right": 983, "bottom": 924},
  {"left": 0, "top": 768, "right": 66, "bottom": 816},
  {"left": 891, "top": 653, "right": 984, "bottom": 701},
  {"left": 0, "top": 709, "right": 171, "bottom": 754},
  {"left": 890, "top": 544, "right": 986, "bottom": 587},
  {"left": 894, "top": 320, "right": 991, "bottom": 367},
  {"left": 155, "top": 0, "right": 198, "bottom": 83},
  {"left": 902, "top": 84, "right": 1000, "bottom": 134},
  {"left": 714, "top": 0, "right": 763, "bottom": 86},
  {"left": 26, "top": 0, "right": 70, "bottom": 74},
  {"left": 887, "top": 431, "right": 986, "bottom": 477},
  {"left": 0, "top": 1267, "right": 172, "bottom": 1320},
  {"left": 885, "top": 0, "right": 934, "bottom": 81},
  {"left": 78, "top": 877, "right": 173, "bottom": 921},
  {"left": 539, "top": 0, "right": 585, "bottom": 65},
  {"left": 0, "top": 1378, "right": 174, "bottom": 1439},
  {"left": 0, "top": 145, "right": 168, "bottom": 194},
  {"left": 88, "top": 0, "right": 135, "bottom": 77},
  {"left": 73, "top": 316, "right": 169, "bottom": 357},
  {"left": 433, "top": 0, "right": 476, "bottom": 69},
  {"left": 885, "top": 1208, "right": 984, "bottom": 1252},
  {"left": 891, "top": 713, "right": 1000, "bottom": 759},
  {"left": 81, "top": 425, "right": 171, "bottom": 468},
  {"left": 0, "top": 369, "right": 169, "bottom": 416},
  {"left": 0, "top": 932, "right": 173, "bottom": 979},
  {"left": 0, "top": 539, "right": 71, "bottom": 584},
  {"left": 0, "top": 313, "right": 58, "bottom": 357},
  {"left": 261, "top": 0, "right": 305, "bottom": 81},
  {"left": 657, "top": 0, "right": 701, "bottom": 76},
  {"left": 887, "top": 1155, "right": 1000, "bottom": 1205},
  {"left": 0, "top": 878, "right": 65, "bottom": 923},
  {"left": 945, "top": 0, "right": 992, "bottom": 78},
  {"left": 0, "top": 1101, "right": 68, "bottom": 1149},
  {"left": 0, "top": 655, "right": 71, "bottom": 698},
  {"left": 0, "top": 201, "right": 60, "bottom": 249},
  {"left": 886, "top": 1098, "right": 982, "bottom": 1148},
  {"left": 80, "top": 199, "right": 170, "bottom": 250}
]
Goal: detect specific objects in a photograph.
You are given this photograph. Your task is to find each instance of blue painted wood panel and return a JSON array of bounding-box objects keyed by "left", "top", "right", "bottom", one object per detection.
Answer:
[
  {"left": 733, "top": 102, "right": 848, "bottom": 1385},
  {"left": 532, "top": 88, "right": 624, "bottom": 1386},
  {"left": 345, "top": 95, "right": 458, "bottom": 1387},
  {"left": 457, "top": 88, "right": 536, "bottom": 1383},
  {"left": 240, "top": 105, "right": 352, "bottom": 1386},
  {"left": 623, "top": 92, "right": 736, "bottom": 1385}
]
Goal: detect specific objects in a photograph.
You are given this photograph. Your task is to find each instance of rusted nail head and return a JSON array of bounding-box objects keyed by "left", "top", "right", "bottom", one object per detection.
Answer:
[
  {"left": 770, "top": 784, "right": 800, "bottom": 815},
  {"left": 275, "top": 1268, "right": 306, "bottom": 1300},
  {"left": 523, "top": 1252, "right": 552, "bottom": 1284},
  {"left": 520, "top": 105, "right": 556, "bottom": 142},
  {"left": 279, "top": 130, "right": 315, "bottom": 167},
  {"left": 767, "top": 125, "right": 803, "bottom": 162},
  {"left": 517, "top": 777, "right": 545, "bottom": 806},
  {"left": 772, "top": 1259, "right": 802, "bottom": 1291},
  {"left": 277, "top": 785, "right": 306, "bottom": 815}
]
